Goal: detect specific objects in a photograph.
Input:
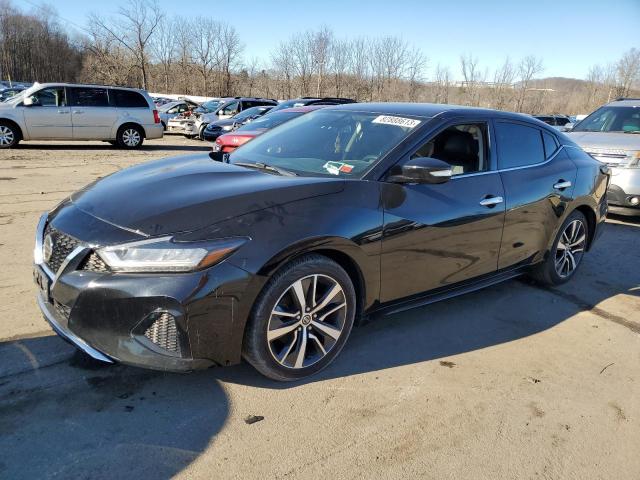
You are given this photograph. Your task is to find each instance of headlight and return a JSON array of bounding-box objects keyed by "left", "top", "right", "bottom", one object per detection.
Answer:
[
  {"left": 222, "top": 125, "right": 233, "bottom": 131},
  {"left": 97, "top": 236, "right": 247, "bottom": 273}
]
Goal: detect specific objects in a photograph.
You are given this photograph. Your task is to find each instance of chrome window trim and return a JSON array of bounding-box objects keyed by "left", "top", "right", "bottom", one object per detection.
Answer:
[{"left": 451, "top": 144, "right": 566, "bottom": 180}]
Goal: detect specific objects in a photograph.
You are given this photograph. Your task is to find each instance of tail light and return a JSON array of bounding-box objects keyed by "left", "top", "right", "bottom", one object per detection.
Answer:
[{"left": 153, "top": 109, "right": 160, "bottom": 124}]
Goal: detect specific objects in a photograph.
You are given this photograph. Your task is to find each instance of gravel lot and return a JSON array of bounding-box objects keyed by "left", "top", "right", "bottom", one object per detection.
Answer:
[{"left": 1, "top": 137, "right": 638, "bottom": 479}]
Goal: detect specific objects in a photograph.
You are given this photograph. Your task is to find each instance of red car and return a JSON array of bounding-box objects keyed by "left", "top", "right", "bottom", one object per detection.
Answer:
[{"left": 212, "top": 105, "right": 327, "bottom": 159}]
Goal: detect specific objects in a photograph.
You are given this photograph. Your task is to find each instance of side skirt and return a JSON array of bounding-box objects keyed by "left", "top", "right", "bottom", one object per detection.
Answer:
[{"left": 370, "top": 265, "right": 531, "bottom": 318}]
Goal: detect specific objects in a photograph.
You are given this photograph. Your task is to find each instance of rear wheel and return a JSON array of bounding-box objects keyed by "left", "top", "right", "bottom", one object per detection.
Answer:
[
  {"left": 0, "top": 122, "right": 20, "bottom": 148},
  {"left": 198, "top": 124, "right": 207, "bottom": 140},
  {"left": 530, "top": 210, "right": 588, "bottom": 285},
  {"left": 116, "top": 125, "right": 144, "bottom": 149},
  {"left": 243, "top": 254, "right": 356, "bottom": 381}
]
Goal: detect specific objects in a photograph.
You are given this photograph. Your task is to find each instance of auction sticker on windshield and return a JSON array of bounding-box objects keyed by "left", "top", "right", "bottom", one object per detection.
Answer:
[{"left": 372, "top": 115, "right": 421, "bottom": 128}]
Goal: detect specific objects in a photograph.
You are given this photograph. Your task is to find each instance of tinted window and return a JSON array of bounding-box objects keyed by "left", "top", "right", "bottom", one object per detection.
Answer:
[
  {"left": 542, "top": 131, "right": 559, "bottom": 159},
  {"left": 555, "top": 117, "right": 570, "bottom": 126},
  {"left": 113, "top": 89, "right": 148, "bottom": 108},
  {"left": 411, "top": 123, "right": 488, "bottom": 175},
  {"left": 572, "top": 106, "right": 640, "bottom": 133},
  {"left": 220, "top": 101, "right": 239, "bottom": 116},
  {"left": 495, "top": 122, "right": 545, "bottom": 169},
  {"left": 70, "top": 88, "right": 109, "bottom": 107},
  {"left": 31, "top": 87, "right": 66, "bottom": 107},
  {"left": 535, "top": 116, "right": 554, "bottom": 125}
]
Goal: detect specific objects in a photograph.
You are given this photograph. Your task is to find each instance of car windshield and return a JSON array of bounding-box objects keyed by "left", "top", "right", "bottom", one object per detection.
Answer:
[
  {"left": 269, "top": 99, "right": 311, "bottom": 113},
  {"left": 235, "top": 111, "right": 302, "bottom": 131},
  {"left": 158, "top": 101, "right": 179, "bottom": 112},
  {"left": 232, "top": 106, "right": 271, "bottom": 121},
  {"left": 573, "top": 106, "right": 640, "bottom": 132},
  {"left": 198, "top": 99, "right": 224, "bottom": 113},
  {"left": 230, "top": 110, "right": 423, "bottom": 178}
]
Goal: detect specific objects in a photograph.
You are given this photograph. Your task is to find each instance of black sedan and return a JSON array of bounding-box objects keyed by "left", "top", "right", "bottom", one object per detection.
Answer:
[
  {"left": 33, "top": 103, "right": 609, "bottom": 381},
  {"left": 201, "top": 105, "right": 274, "bottom": 142}
]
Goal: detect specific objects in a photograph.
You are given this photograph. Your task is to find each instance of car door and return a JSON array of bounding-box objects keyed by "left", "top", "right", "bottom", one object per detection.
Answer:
[
  {"left": 22, "top": 86, "right": 72, "bottom": 139},
  {"left": 495, "top": 121, "right": 577, "bottom": 269},
  {"left": 380, "top": 120, "right": 506, "bottom": 302},
  {"left": 68, "top": 87, "right": 117, "bottom": 139}
]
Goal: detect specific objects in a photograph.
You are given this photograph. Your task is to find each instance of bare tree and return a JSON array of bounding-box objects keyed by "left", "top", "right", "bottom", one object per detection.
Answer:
[
  {"left": 218, "top": 22, "right": 243, "bottom": 96},
  {"left": 492, "top": 56, "right": 515, "bottom": 110},
  {"left": 88, "top": 0, "right": 162, "bottom": 89},
  {"left": 406, "top": 47, "right": 427, "bottom": 101},
  {"left": 614, "top": 47, "right": 640, "bottom": 98},
  {"left": 151, "top": 16, "right": 175, "bottom": 92},
  {"left": 309, "top": 26, "right": 332, "bottom": 97},
  {"left": 515, "top": 55, "right": 543, "bottom": 112},
  {"left": 191, "top": 19, "right": 219, "bottom": 95},
  {"left": 432, "top": 63, "right": 451, "bottom": 104},
  {"left": 330, "top": 37, "right": 350, "bottom": 97},
  {"left": 460, "top": 53, "right": 485, "bottom": 106}
]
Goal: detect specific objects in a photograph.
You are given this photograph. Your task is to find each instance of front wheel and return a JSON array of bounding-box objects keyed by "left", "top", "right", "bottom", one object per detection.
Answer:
[
  {"left": 243, "top": 254, "right": 356, "bottom": 381},
  {"left": 530, "top": 210, "right": 588, "bottom": 285},
  {"left": 116, "top": 125, "right": 144, "bottom": 149},
  {"left": 0, "top": 122, "right": 20, "bottom": 148}
]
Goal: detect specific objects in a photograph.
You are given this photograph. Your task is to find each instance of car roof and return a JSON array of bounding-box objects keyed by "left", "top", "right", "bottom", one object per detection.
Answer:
[
  {"left": 607, "top": 99, "right": 640, "bottom": 107},
  {"left": 29, "top": 82, "right": 145, "bottom": 92},
  {"left": 325, "top": 102, "right": 539, "bottom": 122}
]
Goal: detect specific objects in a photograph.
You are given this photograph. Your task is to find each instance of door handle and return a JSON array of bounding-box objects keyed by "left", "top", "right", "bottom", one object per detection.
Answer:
[
  {"left": 479, "top": 195, "right": 504, "bottom": 207},
  {"left": 553, "top": 180, "right": 572, "bottom": 190},
  {"left": 72, "top": 110, "right": 84, "bottom": 114}
]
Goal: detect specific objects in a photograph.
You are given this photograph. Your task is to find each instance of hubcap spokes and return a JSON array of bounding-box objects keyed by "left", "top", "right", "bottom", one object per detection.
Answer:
[
  {"left": 123, "top": 129, "right": 140, "bottom": 146},
  {"left": 555, "top": 219, "right": 586, "bottom": 278},
  {"left": 267, "top": 274, "right": 347, "bottom": 369},
  {"left": 0, "top": 126, "right": 14, "bottom": 145}
]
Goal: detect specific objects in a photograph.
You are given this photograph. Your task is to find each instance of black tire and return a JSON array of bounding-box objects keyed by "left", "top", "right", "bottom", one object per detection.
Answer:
[
  {"left": 529, "top": 210, "right": 588, "bottom": 286},
  {"left": 198, "top": 124, "right": 207, "bottom": 140},
  {"left": 116, "top": 125, "right": 144, "bottom": 149},
  {"left": 0, "top": 121, "right": 20, "bottom": 148},
  {"left": 243, "top": 254, "right": 356, "bottom": 381},
  {"left": 161, "top": 121, "right": 166, "bottom": 131}
]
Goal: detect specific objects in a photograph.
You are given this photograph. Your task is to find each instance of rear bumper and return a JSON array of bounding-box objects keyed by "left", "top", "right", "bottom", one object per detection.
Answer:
[{"left": 144, "top": 123, "right": 164, "bottom": 140}]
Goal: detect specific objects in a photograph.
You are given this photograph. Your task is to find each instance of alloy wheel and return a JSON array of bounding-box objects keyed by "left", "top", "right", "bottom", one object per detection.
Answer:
[
  {"left": 0, "top": 125, "right": 15, "bottom": 146},
  {"left": 555, "top": 219, "right": 586, "bottom": 278},
  {"left": 122, "top": 129, "right": 141, "bottom": 147},
  {"left": 267, "top": 274, "right": 348, "bottom": 369}
]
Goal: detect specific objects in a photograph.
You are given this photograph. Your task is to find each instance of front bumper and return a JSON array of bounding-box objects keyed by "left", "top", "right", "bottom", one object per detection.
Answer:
[
  {"left": 34, "top": 213, "right": 261, "bottom": 372},
  {"left": 607, "top": 169, "right": 640, "bottom": 215},
  {"left": 202, "top": 129, "right": 224, "bottom": 142}
]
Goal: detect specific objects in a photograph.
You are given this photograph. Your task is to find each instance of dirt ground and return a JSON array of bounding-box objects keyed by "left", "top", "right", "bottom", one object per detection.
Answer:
[{"left": 0, "top": 137, "right": 639, "bottom": 480}]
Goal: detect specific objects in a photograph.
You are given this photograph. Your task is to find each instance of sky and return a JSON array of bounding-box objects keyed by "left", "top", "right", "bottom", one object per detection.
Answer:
[{"left": 19, "top": 0, "right": 640, "bottom": 81}]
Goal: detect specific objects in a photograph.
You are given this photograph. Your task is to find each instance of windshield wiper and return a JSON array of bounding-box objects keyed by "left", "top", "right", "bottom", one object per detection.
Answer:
[
  {"left": 623, "top": 130, "right": 640, "bottom": 134},
  {"left": 234, "top": 161, "right": 297, "bottom": 176}
]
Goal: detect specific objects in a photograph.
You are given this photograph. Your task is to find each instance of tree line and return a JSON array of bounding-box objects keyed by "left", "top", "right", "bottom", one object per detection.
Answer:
[{"left": 1, "top": 0, "right": 639, "bottom": 115}]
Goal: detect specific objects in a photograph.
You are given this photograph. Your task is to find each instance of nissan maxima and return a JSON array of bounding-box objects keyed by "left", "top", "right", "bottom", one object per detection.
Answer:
[{"left": 33, "top": 103, "right": 609, "bottom": 381}]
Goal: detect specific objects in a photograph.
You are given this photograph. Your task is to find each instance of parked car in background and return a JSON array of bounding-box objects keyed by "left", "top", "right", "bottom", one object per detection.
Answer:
[
  {"left": 568, "top": 97, "right": 640, "bottom": 216},
  {"left": 0, "top": 86, "right": 26, "bottom": 102},
  {"left": 168, "top": 97, "right": 277, "bottom": 139},
  {"left": 533, "top": 115, "right": 572, "bottom": 131},
  {"left": 269, "top": 96, "right": 356, "bottom": 114},
  {"left": 0, "top": 82, "right": 162, "bottom": 148},
  {"left": 202, "top": 105, "right": 274, "bottom": 142},
  {"left": 33, "top": 103, "right": 608, "bottom": 380},
  {"left": 212, "top": 105, "right": 326, "bottom": 159},
  {"left": 158, "top": 99, "right": 200, "bottom": 130},
  {"left": 152, "top": 96, "right": 174, "bottom": 107}
]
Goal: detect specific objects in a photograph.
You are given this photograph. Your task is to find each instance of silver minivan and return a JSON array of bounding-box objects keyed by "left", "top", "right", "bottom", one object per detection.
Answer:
[
  {"left": 568, "top": 98, "right": 640, "bottom": 216},
  {"left": 0, "top": 83, "right": 163, "bottom": 149}
]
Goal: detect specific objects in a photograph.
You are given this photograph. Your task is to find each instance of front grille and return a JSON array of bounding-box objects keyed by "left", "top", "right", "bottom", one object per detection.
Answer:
[
  {"left": 144, "top": 312, "right": 181, "bottom": 355},
  {"left": 80, "top": 252, "right": 110, "bottom": 273},
  {"left": 44, "top": 225, "right": 80, "bottom": 274},
  {"left": 53, "top": 300, "right": 71, "bottom": 320}
]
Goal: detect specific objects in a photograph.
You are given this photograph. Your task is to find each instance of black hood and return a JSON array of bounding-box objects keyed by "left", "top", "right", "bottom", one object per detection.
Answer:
[
  {"left": 208, "top": 118, "right": 235, "bottom": 129},
  {"left": 70, "top": 154, "right": 344, "bottom": 236}
]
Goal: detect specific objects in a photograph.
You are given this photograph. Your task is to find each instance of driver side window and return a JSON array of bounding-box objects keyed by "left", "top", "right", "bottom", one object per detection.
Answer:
[
  {"left": 31, "top": 87, "right": 67, "bottom": 107},
  {"left": 411, "top": 123, "right": 488, "bottom": 175},
  {"left": 220, "top": 101, "right": 239, "bottom": 116}
]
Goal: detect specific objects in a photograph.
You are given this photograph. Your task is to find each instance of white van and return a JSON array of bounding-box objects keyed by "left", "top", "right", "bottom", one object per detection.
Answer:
[{"left": 0, "top": 83, "right": 163, "bottom": 148}]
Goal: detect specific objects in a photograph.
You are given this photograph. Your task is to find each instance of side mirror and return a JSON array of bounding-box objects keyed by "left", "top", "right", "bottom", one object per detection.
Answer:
[
  {"left": 23, "top": 96, "right": 35, "bottom": 106},
  {"left": 387, "top": 157, "right": 452, "bottom": 185}
]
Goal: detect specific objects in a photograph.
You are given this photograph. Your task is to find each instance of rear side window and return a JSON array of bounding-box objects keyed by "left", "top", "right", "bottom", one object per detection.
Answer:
[
  {"left": 495, "top": 122, "right": 545, "bottom": 169},
  {"left": 69, "top": 88, "right": 109, "bottom": 107},
  {"left": 555, "top": 117, "right": 570, "bottom": 126},
  {"left": 113, "top": 90, "right": 148, "bottom": 108},
  {"left": 542, "top": 131, "right": 559, "bottom": 159}
]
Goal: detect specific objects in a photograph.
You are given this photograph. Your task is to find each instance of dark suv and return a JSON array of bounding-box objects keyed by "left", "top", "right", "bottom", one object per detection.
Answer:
[{"left": 268, "top": 97, "right": 356, "bottom": 114}]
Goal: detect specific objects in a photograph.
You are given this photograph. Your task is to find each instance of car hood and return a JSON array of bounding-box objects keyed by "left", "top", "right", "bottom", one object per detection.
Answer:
[
  {"left": 209, "top": 118, "right": 235, "bottom": 128},
  {"left": 70, "top": 154, "right": 344, "bottom": 236},
  {"left": 567, "top": 131, "right": 640, "bottom": 151}
]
